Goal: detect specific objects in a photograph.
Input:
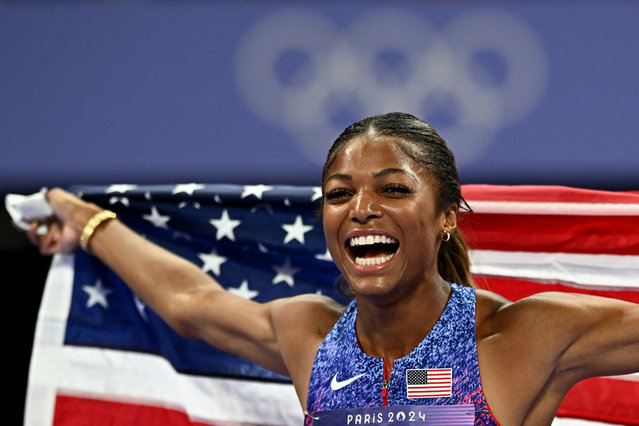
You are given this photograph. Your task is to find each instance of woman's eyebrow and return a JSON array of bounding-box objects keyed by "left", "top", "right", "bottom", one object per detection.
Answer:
[
  {"left": 325, "top": 173, "right": 351, "bottom": 183},
  {"left": 373, "top": 168, "right": 418, "bottom": 181},
  {"left": 325, "top": 168, "right": 419, "bottom": 184}
]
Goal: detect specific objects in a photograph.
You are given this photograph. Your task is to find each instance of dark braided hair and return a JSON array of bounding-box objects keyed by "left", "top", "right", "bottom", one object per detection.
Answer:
[{"left": 321, "top": 112, "right": 474, "bottom": 288}]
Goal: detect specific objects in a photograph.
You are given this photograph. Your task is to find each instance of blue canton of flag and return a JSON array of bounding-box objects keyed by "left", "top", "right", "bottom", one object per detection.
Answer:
[{"left": 65, "top": 183, "right": 343, "bottom": 382}]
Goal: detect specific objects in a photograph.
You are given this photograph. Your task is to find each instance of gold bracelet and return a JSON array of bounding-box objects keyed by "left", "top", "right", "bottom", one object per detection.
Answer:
[{"left": 79, "top": 210, "right": 117, "bottom": 252}]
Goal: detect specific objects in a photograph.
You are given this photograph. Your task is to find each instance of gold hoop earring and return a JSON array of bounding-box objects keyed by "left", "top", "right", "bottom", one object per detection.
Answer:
[{"left": 442, "top": 230, "right": 451, "bottom": 242}]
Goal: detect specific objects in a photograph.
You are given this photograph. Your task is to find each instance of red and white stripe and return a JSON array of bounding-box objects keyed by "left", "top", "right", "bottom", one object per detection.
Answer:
[{"left": 461, "top": 185, "right": 639, "bottom": 425}]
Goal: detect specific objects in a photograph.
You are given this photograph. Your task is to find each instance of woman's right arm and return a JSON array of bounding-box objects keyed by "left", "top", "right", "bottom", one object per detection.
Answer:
[{"left": 27, "top": 188, "right": 291, "bottom": 375}]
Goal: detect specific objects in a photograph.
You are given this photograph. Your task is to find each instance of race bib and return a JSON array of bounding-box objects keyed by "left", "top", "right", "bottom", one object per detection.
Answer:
[{"left": 308, "top": 404, "right": 475, "bottom": 425}]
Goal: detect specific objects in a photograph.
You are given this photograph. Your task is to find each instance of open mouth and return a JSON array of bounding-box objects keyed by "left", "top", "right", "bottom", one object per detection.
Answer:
[{"left": 346, "top": 234, "right": 399, "bottom": 266}]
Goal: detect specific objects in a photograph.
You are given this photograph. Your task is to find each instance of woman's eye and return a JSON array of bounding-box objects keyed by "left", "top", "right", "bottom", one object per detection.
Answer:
[
  {"left": 382, "top": 183, "right": 411, "bottom": 195},
  {"left": 325, "top": 189, "right": 351, "bottom": 201}
]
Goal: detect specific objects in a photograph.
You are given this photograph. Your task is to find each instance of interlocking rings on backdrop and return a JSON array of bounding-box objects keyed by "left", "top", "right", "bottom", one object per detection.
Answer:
[{"left": 234, "top": 7, "right": 548, "bottom": 168}]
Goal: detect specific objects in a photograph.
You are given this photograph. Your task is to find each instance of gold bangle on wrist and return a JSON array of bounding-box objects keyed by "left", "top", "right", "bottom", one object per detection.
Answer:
[{"left": 79, "top": 210, "right": 117, "bottom": 252}]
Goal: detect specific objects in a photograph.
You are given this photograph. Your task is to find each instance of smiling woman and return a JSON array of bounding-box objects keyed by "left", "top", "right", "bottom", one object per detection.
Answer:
[
  {"left": 321, "top": 113, "right": 474, "bottom": 293},
  {"left": 24, "top": 112, "right": 639, "bottom": 426}
]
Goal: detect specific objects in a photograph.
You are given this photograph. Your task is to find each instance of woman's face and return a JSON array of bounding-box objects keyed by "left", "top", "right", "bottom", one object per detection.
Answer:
[{"left": 322, "top": 134, "right": 456, "bottom": 302}]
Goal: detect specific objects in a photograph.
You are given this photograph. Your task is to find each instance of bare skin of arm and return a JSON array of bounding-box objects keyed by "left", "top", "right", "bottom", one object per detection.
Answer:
[{"left": 475, "top": 289, "right": 639, "bottom": 425}]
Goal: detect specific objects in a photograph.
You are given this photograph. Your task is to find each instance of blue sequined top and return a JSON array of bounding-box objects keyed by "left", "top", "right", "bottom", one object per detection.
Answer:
[{"left": 305, "top": 283, "right": 499, "bottom": 425}]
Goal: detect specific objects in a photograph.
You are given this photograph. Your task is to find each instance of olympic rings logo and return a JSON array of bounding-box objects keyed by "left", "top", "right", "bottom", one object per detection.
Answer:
[{"left": 234, "top": 7, "right": 548, "bottom": 166}]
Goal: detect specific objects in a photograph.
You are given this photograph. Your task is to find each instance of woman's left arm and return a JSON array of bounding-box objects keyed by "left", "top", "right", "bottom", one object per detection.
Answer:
[{"left": 556, "top": 292, "right": 639, "bottom": 380}]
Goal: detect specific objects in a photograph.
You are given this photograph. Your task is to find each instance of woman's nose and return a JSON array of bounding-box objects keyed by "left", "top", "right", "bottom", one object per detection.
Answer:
[{"left": 350, "top": 191, "right": 382, "bottom": 223}]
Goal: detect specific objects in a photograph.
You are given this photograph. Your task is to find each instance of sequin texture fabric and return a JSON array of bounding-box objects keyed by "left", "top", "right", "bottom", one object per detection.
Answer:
[{"left": 305, "top": 283, "right": 498, "bottom": 425}]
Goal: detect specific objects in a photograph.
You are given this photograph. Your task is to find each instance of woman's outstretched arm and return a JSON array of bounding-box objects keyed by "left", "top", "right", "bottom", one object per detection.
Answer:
[{"left": 27, "top": 187, "right": 293, "bottom": 374}]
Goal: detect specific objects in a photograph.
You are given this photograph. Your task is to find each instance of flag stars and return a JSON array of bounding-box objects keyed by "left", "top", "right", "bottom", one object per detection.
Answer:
[
  {"left": 105, "top": 184, "right": 137, "bottom": 194},
  {"left": 315, "top": 248, "right": 333, "bottom": 262},
  {"left": 178, "top": 201, "right": 202, "bottom": 209},
  {"left": 250, "top": 203, "right": 274, "bottom": 214},
  {"left": 227, "top": 280, "right": 259, "bottom": 300},
  {"left": 282, "top": 215, "right": 313, "bottom": 244},
  {"left": 210, "top": 209, "right": 241, "bottom": 241},
  {"left": 109, "top": 196, "right": 129, "bottom": 207},
  {"left": 241, "top": 184, "right": 273, "bottom": 200},
  {"left": 143, "top": 206, "right": 170, "bottom": 228},
  {"left": 134, "top": 294, "right": 148, "bottom": 321},
  {"left": 172, "top": 183, "right": 205, "bottom": 196},
  {"left": 198, "top": 249, "right": 227, "bottom": 276},
  {"left": 272, "top": 257, "right": 300, "bottom": 287},
  {"left": 172, "top": 230, "right": 191, "bottom": 241},
  {"left": 311, "top": 187, "right": 322, "bottom": 202},
  {"left": 82, "top": 279, "right": 112, "bottom": 309}
]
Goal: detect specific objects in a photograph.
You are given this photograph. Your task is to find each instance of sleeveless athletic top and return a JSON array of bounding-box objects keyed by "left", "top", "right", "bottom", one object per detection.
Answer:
[{"left": 305, "top": 283, "right": 499, "bottom": 425}]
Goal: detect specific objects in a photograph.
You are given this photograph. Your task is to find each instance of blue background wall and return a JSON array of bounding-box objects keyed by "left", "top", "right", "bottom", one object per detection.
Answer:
[
  {"left": 2, "top": 1, "right": 638, "bottom": 194},
  {"left": 1, "top": 1, "right": 638, "bottom": 423}
]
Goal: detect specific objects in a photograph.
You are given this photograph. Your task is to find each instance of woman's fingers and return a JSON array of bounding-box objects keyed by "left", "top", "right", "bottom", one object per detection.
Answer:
[{"left": 26, "top": 221, "right": 44, "bottom": 247}]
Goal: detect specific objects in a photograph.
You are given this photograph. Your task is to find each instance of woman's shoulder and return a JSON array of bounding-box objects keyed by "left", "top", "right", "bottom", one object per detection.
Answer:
[
  {"left": 270, "top": 293, "right": 347, "bottom": 340},
  {"left": 268, "top": 294, "right": 348, "bottom": 395},
  {"left": 474, "top": 288, "right": 605, "bottom": 342}
]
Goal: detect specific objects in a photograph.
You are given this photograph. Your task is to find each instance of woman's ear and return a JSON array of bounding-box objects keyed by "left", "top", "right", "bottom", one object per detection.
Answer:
[{"left": 443, "top": 205, "right": 458, "bottom": 234}]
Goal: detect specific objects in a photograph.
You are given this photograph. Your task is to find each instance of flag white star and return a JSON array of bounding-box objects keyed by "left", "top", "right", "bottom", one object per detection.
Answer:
[
  {"left": 106, "top": 184, "right": 137, "bottom": 193},
  {"left": 143, "top": 206, "right": 170, "bottom": 228},
  {"left": 172, "top": 183, "right": 205, "bottom": 196},
  {"left": 315, "top": 248, "right": 333, "bottom": 261},
  {"left": 272, "top": 257, "right": 300, "bottom": 287},
  {"left": 178, "top": 201, "right": 201, "bottom": 209},
  {"left": 198, "top": 250, "right": 227, "bottom": 276},
  {"left": 210, "top": 209, "right": 241, "bottom": 241},
  {"left": 172, "top": 230, "right": 191, "bottom": 241},
  {"left": 227, "top": 280, "right": 259, "bottom": 300},
  {"left": 241, "top": 184, "right": 273, "bottom": 200},
  {"left": 282, "top": 215, "right": 314, "bottom": 244},
  {"left": 82, "top": 278, "right": 112, "bottom": 309},
  {"left": 109, "top": 196, "right": 130, "bottom": 206},
  {"left": 311, "top": 186, "right": 323, "bottom": 202},
  {"left": 134, "top": 294, "right": 148, "bottom": 321},
  {"left": 250, "top": 203, "right": 274, "bottom": 214}
]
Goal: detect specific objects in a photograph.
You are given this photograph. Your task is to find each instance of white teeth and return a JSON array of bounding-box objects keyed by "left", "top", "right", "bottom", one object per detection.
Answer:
[
  {"left": 349, "top": 235, "right": 397, "bottom": 247},
  {"left": 355, "top": 253, "right": 396, "bottom": 266},
  {"left": 348, "top": 234, "right": 398, "bottom": 266}
]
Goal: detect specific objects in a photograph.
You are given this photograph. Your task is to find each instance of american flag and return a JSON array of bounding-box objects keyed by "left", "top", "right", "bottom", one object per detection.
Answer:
[
  {"left": 25, "top": 183, "right": 639, "bottom": 426},
  {"left": 406, "top": 368, "right": 453, "bottom": 399}
]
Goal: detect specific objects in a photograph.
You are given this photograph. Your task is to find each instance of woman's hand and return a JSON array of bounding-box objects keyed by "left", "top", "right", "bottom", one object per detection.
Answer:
[{"left": 25, "top": 188, "right": 101, "bottom": 255}]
